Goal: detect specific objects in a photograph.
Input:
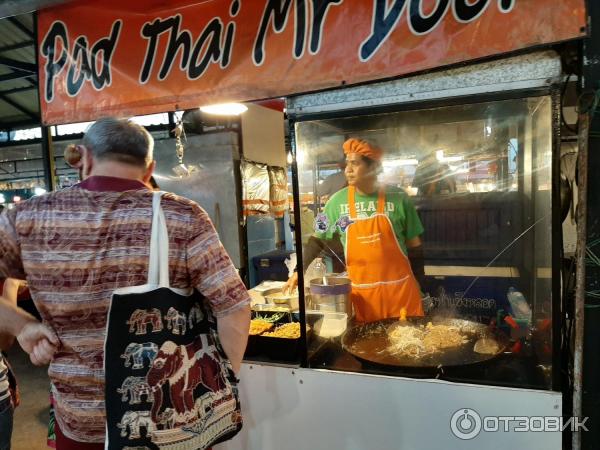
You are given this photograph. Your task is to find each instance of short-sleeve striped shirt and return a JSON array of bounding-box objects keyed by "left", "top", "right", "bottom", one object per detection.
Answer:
[
  {"left": 0, "top": 354, "right": 9, "bottom": 404},
  {"left": 0, "top": 176, "right": 250, "bottom": 443}
]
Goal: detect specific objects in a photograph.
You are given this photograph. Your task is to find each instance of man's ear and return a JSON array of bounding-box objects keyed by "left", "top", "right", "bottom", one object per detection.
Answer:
[{"left": 142, "top": 160, "right": 156, "bottom": 185}]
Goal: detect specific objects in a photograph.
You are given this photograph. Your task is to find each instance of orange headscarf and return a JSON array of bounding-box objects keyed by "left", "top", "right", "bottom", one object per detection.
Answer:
[{"left": 343, "top": 138, "right": 383, "bottom": 161}]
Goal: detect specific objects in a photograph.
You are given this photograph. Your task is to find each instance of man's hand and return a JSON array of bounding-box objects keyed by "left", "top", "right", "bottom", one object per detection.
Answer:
[
  {"left": 17, "top": 322, "right": 59, "bottom": 366},
  {"left": 283, "top": 272, "right": 298, "bottom": 295}
]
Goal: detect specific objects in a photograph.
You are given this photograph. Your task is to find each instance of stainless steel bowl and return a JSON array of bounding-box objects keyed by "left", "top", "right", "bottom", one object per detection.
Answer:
[
  {"left": 309, "top": 276, "right": 352, "bottom": 316},
  {"left": 263, "top": 288, "right": 299, "bottom": 310}
]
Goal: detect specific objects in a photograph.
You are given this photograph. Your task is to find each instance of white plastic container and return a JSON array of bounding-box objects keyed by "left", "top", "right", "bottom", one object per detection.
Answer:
[{"left": 307, "top": 310, "right": 348, "bottom": 338}]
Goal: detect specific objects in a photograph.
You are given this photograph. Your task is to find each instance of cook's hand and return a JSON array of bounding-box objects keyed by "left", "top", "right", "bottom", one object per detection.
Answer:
[
  {"left": 17, "top": 322, "right": 59, "bottom": 366},
  {"left": 283, "top": 272, "right": 298, "bottom": 294}
]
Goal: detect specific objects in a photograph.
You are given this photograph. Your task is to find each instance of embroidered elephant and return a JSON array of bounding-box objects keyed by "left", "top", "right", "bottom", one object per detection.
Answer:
[
  {"left": 193, "top": 390, "right": 223, "bottom": 416},
  {"left": 146, "top": 336, "right": 227, "bottom": 424},
  {"left": 188, "top": 304, "right": 204, "bottom": 329},
  {"left": 127, "top": 308, "right": 163, "bottom": 335},
  {"left": 157, "top": 407, "right": 199, "bottom": 429},
  {"left": 121, "top": 342, "right": 158, "bottom": 369},
  {"left": 117, "top": 410, "right": 155, "bottom": 439},
  {"left": 165, "top": 307, "right": 187, "bottom": 335},
  {"left": 117, "top": 376, "right": 154, "bottom": 404},
  {"left": 157, "top": 407, "right": 176, "bottom": 429}
]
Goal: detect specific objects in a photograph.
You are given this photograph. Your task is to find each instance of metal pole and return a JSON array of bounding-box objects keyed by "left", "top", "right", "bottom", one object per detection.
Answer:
[
  {"left": 288, "top": 117, "right": 308, "bottom": 368},
  {"left": 33, "top": 11, "right": 56, "bottom": 191},
  {"left": 40, "top": 125, "right": 56, "bottom": 191},
  {"left": 572, "top": 112, "right": 589, "bottom": 450},
  {"left": 576, "top": 3, "right": 600, "bottom": 449}
]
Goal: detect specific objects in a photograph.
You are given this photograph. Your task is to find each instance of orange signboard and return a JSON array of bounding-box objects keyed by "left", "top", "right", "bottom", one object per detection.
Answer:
[{"left": 38, "top": 0, "right": 586, "bottom": 125}]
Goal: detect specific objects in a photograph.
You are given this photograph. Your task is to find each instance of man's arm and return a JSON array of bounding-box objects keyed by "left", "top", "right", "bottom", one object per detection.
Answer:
[
  {"left": 0, "top": 278, "right": 21, "bottom": 350},
  {"left": 283, "top": 235, "right": 338, "bottom": 293},
  {"left": 0, "top": 212, "right": 57, "bottom": 365},
  {"left": 284, "top": 196, "right": 342, "bottom": 293},
  {"left": 0, "top": 295, "right": 58, "bottom": 365}
]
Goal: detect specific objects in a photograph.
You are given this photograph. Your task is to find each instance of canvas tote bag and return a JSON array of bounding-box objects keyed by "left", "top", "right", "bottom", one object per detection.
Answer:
[{"left": 104, "top": 192, "right": 242, "bottom": 449}]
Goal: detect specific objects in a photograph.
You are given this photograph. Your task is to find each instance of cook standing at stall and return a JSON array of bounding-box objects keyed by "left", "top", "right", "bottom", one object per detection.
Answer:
[{"left": 285, "top": 138, "right": 426, "bottom": 322}]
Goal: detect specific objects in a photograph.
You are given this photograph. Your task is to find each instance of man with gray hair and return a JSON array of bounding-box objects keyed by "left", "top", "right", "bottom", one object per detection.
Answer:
[{"left": 0, "top": 118, "right": 251, "bottom": 449}]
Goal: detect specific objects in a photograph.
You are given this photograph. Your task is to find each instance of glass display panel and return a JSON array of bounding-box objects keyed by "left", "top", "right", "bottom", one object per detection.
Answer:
[{"left": 294, "top": 96, "right": 554, "bottom": 389}]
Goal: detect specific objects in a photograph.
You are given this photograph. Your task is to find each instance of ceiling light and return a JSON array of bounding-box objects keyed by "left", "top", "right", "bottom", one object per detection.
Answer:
[
  {"left": 34, "top": 187, "right": 47, "bottom": 196},
  {"left": 383, "top": 159, "right": 419, "bottom": 167},
  {"left": 200, "top": 103, "right": 248, "bottom": 116}
]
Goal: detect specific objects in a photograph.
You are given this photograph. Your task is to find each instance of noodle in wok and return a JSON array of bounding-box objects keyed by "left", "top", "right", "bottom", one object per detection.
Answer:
[{"left": 388, "top": 322, "right": 468, "bottom": 358}]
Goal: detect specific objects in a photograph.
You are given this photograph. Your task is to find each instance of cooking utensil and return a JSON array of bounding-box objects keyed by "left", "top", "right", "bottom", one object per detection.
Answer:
[{"left": 342, "top": 316, "right": 509, "bottom": 369}]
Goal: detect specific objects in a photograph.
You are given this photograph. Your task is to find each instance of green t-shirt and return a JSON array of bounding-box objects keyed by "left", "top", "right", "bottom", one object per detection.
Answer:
[{"left": 313, "top": 186, "right": 424, "bottom": 254}]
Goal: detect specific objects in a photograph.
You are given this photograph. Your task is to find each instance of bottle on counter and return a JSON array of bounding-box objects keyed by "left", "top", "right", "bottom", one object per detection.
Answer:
[
  {"left": 507, "top": 287, "right": 532, "bottom": 322},
  {"left": 304, "top": 257, "right": 327, "bottom": 288}
]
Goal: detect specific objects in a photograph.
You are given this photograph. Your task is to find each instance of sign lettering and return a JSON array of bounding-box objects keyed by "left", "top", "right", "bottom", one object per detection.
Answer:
[{"left": 37, "top": 0, "right": 585, "bottom": 124}]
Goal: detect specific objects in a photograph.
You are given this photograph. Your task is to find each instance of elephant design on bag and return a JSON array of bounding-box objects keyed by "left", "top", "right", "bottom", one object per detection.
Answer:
[
  {"left": 117, "top": 376, "right": 154, "bottom": 404},
  {"left": 188, "top": 304, "right": 204, "bottom": 329},
  {"left": 117, "top": 410, "right": 156, "bottom": 439},
  {"left": 127, "top": 308, "right": 163, "bottom": 335},
  {"left": 121, "top": 343, "right": 159, "bottom": 369},
  {"left": 165, "top": 307, "right": 187, "bottom": 335},
  {"left": 146, "top": 336, "right": 227, "bottom": 424},
  {"left": 193, "top": 389, "right": 226, "bottom": 416},
  {"left": 157, "top": 407, "right": 176, "bottom": 429}
]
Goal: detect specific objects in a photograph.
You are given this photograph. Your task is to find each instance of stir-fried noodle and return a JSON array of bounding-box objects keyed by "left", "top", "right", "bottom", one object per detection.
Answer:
[{"left": 387, "top": 322, "right": 468, "bottom": 357}]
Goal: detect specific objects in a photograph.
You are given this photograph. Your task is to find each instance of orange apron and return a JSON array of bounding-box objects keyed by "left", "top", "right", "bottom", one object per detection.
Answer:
[{"left": 346, "top": 186, "right": 423, "bottom": 322}]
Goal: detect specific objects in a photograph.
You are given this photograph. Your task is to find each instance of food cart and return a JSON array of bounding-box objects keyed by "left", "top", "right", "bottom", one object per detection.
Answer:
[
  {"left": 31, "top": 0, "right": 590, "bottom": 448},
  {"left": 232, "top": 50, "right": 565, "bottom": 450}
]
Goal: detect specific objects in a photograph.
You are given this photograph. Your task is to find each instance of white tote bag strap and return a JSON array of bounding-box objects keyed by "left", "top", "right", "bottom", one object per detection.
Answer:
[{"left": 148, "top": 191, "right": 170, "bottom": 287}]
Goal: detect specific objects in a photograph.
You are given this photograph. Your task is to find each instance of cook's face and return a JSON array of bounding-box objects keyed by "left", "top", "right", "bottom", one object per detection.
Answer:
[{"left": 344, "top": 153, "right": 371, "bottom": 185}]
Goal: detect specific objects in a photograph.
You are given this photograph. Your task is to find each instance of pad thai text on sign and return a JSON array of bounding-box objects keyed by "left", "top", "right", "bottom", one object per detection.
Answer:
[{"left": 37, "top": 0, "right": 586, "bottom": 124}]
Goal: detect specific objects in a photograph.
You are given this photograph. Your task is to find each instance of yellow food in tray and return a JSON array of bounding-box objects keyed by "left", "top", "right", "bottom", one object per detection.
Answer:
[
  {"left": 249, "top": 319, "right": 274, "bottom": 335},
  {"left": 262, "top": 322, "right": 301, "bottom": 339}
]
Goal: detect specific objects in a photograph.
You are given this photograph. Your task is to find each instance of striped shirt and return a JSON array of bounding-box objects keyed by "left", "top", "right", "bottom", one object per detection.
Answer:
[
  {"left": 0, "top": 354, "right": 8, "bottom": 403},
  {"left": 0, "top": 176, "right": 250, "bottom": 443}
]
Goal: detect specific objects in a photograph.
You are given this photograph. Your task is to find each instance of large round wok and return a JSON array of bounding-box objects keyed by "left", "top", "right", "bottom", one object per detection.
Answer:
[{"left": 341, "top": 316, "right": 509, "bottom": 369}]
